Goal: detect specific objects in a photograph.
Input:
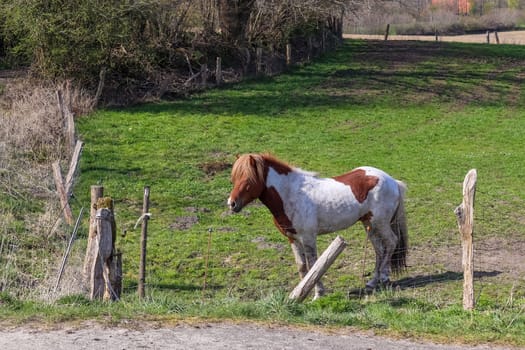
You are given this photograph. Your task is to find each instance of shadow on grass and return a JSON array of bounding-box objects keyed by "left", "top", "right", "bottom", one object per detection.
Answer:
[
  {"left": 154, "top": 282, "right": 224, "bottom": 292},
  {"left": 347, "top": 270, "right": 502, "bottom": 297},
  {"left": 394, "top": 270, "right": 502, "bottom": 289},
  {"left": 117, "top": 40, "right": 525, "bottom": 119}
]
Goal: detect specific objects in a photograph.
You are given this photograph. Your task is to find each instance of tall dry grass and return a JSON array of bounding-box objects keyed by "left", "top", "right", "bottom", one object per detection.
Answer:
[{"left": 0, "top": 74, "right": 94, "bottom": 299}]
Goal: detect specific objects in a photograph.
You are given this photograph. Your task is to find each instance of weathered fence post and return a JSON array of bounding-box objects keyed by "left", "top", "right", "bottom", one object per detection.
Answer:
[
  {"left": 289, "top": 235, "right": 347, "bottom": 302},
  {"left": 56, "top": 89, "right": 75, "bottom": 152},
  {"left": 83, "top": 186, "right": 103, "bottom": 286},
  {"left": 201, "top": 63, "right": 208, "bottom": 87},
  {"left": 256, "top": 48, "right": 263, "bottom": 76},
  {"left": 307, "top": 37, "right": 313, "bottom": 61},
  {"left": 84, "top": 196, "right": 120, "bottom": 300},
  {"left": 286, "top": 43, "right": 292, "bottom": 66},
  {"left": 384, "top": 24, "right": 390, "bottom": 41},
  {"left": 52, "top": 161, "right": 74, "bottom": 225},
  {"left": 64, "top": 140, "right": 83, "bottom": 198},
  {"left": 138, "top": 186, "right": 150, "bottom": 299},
  {"left": 454, "top": 169, "right": 477, "bottom": 310},
  {"left": 486, "top": 30, "right": 490, "bottom": 44},
  {"left": 494, "top": 31, "right": 500, "bottom": 44},
  {"left": 215, "top": 57, "right": 222, "bottom": 86}
]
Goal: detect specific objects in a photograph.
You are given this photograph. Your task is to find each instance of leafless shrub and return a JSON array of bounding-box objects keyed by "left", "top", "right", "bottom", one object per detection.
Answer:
[
  {"left": 0, "top": 76, "right": 94, "bottom": 298},
  {"left": 480, "top": 8, "right": 523, "bottom": 30}
]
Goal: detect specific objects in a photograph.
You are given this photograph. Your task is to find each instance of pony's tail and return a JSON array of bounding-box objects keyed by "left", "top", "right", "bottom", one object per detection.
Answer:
[{"left": 390, "top": 180, "right": 408, "bottom": 275}]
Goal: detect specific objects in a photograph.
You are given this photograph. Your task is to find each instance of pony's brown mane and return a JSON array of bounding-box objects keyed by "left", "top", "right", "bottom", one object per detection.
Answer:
[{"left": 231, "top": 153, "right": 293, "bottom": 184}]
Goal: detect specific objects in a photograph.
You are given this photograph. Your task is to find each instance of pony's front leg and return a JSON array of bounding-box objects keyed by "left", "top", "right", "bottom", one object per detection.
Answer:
[
  {"left": 290, "top": 241, "right": 307, "bottom": 279},
  {"left": 303, "top": 240, "right": 325, "bottom": 300},
  {"left": 291, "top": 239, "right": 325, "bottom": 300}
]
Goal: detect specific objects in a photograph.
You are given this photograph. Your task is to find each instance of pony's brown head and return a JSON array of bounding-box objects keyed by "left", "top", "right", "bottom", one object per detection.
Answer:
[{"left": 228, "top": 154, "right": 266, "bottom": 212}]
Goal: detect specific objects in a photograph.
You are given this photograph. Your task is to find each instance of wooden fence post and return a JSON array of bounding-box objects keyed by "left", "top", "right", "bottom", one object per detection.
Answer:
[
  {"left": 454, "top": 169, "right": 477, "bottom": 310},
  {"left": 256, "top": 48, "right": 263, "bottom": 76},
  {"left": 286, "top": 44, "right": 292, "bottom": 66},
  {"left": 52, "top": 161, "right": 74, "bottom": 225},
  {"left": 138, "top": 186, "right": 150, "bottom": 299},
  {"left": 83, "top": 186, "right": 104, "bottom": 285},
  {"left": 289, "top": 235, "right": 347, "bottom": 302},
  {"left": 56, "top": 89, "right": 75, "bottom": 152},
  {"left": 201, "top": 64, "right": 208, "bottom": 87},
  {"left": 384, "top": 24, "right": 390, "bottom": 41},
  {"left": 65, "top": 140, "right": 83, "bottom": 198},
  {"left": 486, "top": 30, "right": 490, "bottom": 44},
  {"left": 307, "top": 37, "right": 313, "bottom": 62},
  {"left": 215, "top": 57, "right": 222, "bottom": 86},
  {"left": 86, "top": 197, "right": 119, "bottom": 300},
  {"left": 494, "top": 31, "right": 500, "bottom": 44}
]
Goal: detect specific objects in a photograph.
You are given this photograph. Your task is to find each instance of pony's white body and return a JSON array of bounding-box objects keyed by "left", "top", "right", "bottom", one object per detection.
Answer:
[
  {"left": 267, "top": 166, "right": 401, "bottom": 236},
  {"left": 228, "top": 154, "right": 408, "bottom": 299}
]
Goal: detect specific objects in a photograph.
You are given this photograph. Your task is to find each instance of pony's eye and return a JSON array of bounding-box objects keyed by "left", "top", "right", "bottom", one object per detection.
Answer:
[{"left": 245, "top": 184, "right": 251, "bottom": 192}]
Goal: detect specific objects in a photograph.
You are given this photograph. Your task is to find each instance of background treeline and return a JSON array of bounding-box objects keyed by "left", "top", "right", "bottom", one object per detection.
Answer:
[
  {"left": 345, "top": 0, "right": 525, "bottom": 35},
  {"left": 0, "top": 0, "right": 344, "bottom": 104}
]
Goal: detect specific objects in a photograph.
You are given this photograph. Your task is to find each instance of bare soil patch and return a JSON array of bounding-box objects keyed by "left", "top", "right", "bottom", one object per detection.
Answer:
[
  {"left": 400, "top": 236, "right": 525, "bottom": 291},
  {"left": 344, "top": 30, "right": 525, "bottom": 45}
]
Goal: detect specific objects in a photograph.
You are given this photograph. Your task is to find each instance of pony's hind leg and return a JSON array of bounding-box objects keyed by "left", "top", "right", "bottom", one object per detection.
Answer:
[
  {"left": 377, "top": 224, "right": 398, "bottom": 285},
  {"left": 366, "top": 227, "right": 383, "bottom": 290}
]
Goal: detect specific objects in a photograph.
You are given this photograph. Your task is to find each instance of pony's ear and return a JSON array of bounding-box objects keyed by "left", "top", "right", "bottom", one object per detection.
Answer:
[{"left": 248, "top": 154, "right": 256, "bottom": 167}]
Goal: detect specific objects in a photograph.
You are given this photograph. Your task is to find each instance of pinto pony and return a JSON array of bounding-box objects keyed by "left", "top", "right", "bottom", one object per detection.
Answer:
[{"left": 228, "top": 153, "right": 408, "bottom": 299}]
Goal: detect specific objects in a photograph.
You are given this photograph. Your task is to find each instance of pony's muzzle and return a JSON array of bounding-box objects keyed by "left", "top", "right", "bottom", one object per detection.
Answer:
[{"left": 227, "top": 197, "right": 242, "bottom": 213}]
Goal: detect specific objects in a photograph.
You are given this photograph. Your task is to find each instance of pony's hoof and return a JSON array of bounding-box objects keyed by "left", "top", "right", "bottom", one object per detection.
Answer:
[
  {"left": 364, "top": 285, "right": 375, "bottom": 294},
  {"left": 365, "top": 279, "right": 378, "bottom": 290},
  {"left": 379, "top": 279, "right": 392, "bottom": 288}
]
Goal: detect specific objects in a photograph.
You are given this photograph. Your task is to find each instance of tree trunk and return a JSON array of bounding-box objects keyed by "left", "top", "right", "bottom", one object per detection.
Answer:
[{"left": 218, "top": 0, "right": 255, "bottom": 43}]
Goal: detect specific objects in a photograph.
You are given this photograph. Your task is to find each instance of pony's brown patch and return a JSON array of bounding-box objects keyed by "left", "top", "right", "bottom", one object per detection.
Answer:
[
  {"left": 262, "top": 154, "right": 293, "bottom": 175},
  {"left": 260, "top": 186, "right": 296, "bottom": 242},
  {"left": 359, "top": 211, "right": 374, "bottom": 232},
  {"left": 333, "top": 169, "right": 379, "bottom": 203}
]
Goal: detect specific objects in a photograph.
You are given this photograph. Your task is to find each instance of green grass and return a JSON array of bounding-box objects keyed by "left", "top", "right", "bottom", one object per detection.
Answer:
[{"left": 3, "top": 40, "right": 525, "bottom": 346}]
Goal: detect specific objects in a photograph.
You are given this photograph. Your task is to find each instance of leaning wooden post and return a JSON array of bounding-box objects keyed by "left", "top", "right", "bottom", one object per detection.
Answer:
[
  {"left": 289, "top": 236, "right": 347, "bottom": 302},
  {"left": 52, "top": 161, "right": 74, "bottom": 225},
  {"left": 454, "top": 169, "right": 477, "bottom": 310},
  {"left": 494, "top": 31, "right": 500, "bottom": 44},
  {"left": 138, "top": 186, "right": 150, "bottom": 299},
  {"left": 65, "top": 140, "right": 83, "bottom": 198}
]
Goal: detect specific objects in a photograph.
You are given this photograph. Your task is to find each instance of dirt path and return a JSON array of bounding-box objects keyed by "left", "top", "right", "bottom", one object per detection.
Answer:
[
  {"left": 0, "top": 322, "right": 516, "bottom": 350},
  {"left": 344, "top": 30, "right": 525, "bottom": 45}
]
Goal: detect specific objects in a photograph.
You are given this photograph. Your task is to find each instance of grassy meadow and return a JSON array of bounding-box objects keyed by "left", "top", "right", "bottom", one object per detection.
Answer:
[{"left": 2, "top": 40, "right": 525, "bottom": 346}]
